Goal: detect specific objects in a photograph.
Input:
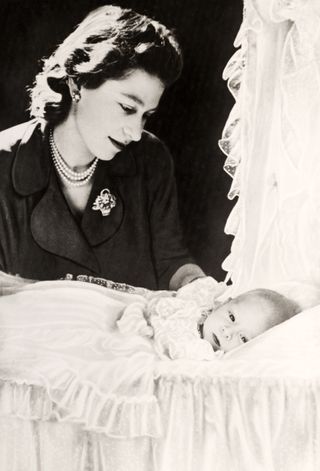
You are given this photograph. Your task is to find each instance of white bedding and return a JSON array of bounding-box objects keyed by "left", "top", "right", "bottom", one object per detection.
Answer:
[{"left": 0, "top": 278, "right": 319, "bottom": 470}]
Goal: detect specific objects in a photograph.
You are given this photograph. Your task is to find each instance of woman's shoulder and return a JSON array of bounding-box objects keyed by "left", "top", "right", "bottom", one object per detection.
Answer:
[
  {"left": 140, "top": 130, "right": 171, "bottom": 154},
  {"left": 132, "top": 130, "right": 174, "bottom": 174},
  {"left": 0, "top": 120, "right": 39, "bottom": 156}
]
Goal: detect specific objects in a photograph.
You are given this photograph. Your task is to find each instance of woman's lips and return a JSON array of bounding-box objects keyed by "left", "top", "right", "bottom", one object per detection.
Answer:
[{"left": 109, "top": 137, "right": 126, "bottom": 151}]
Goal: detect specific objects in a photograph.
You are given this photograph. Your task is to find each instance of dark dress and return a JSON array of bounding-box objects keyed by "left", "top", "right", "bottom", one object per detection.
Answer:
[{"left": 0, "top": 120, "right": 193, "bottom": 289}]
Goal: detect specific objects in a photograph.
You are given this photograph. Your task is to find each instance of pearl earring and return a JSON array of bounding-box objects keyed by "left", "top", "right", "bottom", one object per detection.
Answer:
[{"left": 71, "top": 91, "right": 81, "bottom": 103}]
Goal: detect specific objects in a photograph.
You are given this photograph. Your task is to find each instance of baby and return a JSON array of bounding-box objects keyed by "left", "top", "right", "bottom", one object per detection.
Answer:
[
  {"left": 199, "top": 288, "right": 300, "bottom": 353},
  {"left": 118, "top": 278, "right": 301, "bottom": 359},
  {"left": 0, "top": 272, "right": 301, "bottom": 361}
]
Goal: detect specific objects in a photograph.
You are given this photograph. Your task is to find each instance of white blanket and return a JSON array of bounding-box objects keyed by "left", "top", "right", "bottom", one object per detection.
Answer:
[{"left": 0, "top": 278, "right": 319, "bottom": 470}]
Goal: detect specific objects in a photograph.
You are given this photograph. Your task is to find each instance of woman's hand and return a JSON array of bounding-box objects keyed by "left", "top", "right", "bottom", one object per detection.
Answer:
[{"left": 169, "top": 263, "right": 206, "bottom": 290}]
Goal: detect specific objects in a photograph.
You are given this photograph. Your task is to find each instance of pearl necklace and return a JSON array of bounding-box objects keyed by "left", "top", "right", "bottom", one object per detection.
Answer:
[{"left": 49, "top": 129, "right": 98, "bottom": 187}]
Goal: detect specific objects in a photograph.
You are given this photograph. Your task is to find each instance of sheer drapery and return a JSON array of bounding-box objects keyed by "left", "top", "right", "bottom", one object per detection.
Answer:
[{"left": 219, "top": 0, "right": 320, "bottom": 308}]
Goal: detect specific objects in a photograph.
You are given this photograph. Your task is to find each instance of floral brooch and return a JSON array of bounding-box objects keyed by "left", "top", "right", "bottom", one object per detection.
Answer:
[{"left": 92, "top": 188, "right": 117, "bottom": 216}]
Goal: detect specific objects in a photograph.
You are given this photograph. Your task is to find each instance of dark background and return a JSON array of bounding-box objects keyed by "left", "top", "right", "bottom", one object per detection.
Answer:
[{"left": 0, "top": 0, "right": 242, "bottom": 280}]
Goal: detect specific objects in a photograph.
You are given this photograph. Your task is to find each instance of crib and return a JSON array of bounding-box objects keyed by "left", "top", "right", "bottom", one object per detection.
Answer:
[
  {"left": 1, "top": 0, "right": 320, "bottom": 469},
  {"left": 0, "top": 277, "right": 319, "bottom": 471}
]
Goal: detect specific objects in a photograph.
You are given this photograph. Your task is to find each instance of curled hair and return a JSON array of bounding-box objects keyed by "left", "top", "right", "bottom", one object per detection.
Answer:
[{"left": 29, "top": 5, "right": 183, "bottom": 124}]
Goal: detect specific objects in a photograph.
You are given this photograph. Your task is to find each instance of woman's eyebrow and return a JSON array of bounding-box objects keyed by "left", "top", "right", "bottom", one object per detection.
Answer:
[{"left": 121, "top": 92, "right": 144, "bottom": 106}]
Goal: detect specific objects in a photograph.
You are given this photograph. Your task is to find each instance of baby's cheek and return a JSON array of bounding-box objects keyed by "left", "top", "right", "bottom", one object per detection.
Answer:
[{"left": 223, "top": 339, "right": 239, "bottom": 352}]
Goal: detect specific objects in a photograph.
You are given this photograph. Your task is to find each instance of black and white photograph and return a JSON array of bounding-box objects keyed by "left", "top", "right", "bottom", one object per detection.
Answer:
[{"left": 0, "top": 0, "right": 319, "bottom": 469}]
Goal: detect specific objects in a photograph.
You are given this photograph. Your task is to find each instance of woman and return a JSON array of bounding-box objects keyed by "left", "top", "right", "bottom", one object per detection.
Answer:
[{"left": 0, "top": 5, "right": 204, "bottom": 289}]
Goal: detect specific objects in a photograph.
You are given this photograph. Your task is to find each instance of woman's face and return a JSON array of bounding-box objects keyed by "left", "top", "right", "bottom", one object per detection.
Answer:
[{"left": 70, "top": 69, "right": 165, "bottom": 161}]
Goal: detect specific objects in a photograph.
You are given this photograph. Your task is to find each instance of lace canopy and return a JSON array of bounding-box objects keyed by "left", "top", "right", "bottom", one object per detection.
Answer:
[{"left": 219, "top": 0, "right": 320, "bottom": 309}]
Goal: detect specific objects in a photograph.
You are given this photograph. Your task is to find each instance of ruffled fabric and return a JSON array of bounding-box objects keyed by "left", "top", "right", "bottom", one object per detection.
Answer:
[
  {"left": 0, "top": 280, "right": 162, "bottom": 438},
  {"left": 0, "top": 379, "right": 161, "bottom": 439},
  {"left": 175, "top": 276, "right": 227, "bottom": 309},
  {"left": 219, "top": 0, "right": 320, "bottom": 304},
  {"left": 147, "top": 297, "right": 215, "bottom": 361},
  {"left": 1, "top": 275, "right": 320, "bottom": 470},
  {"left": 152, "top": 305, "right": 320, "bottom": 470},
  {"left": 117, "top": 277, "right": 228, "bottom": 360},
  {"left": 0, "top": 276, "right": 225, "bottom": 438},
  {"left": 117, "top": 302, "right": 154, "bottom": 337}
]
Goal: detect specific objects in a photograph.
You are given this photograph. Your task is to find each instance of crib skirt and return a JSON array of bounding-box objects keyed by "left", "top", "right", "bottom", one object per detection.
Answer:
[
  {"left": 0, "top": 281, "right": 320, "bottom": 470},
  {"left": 1, "top": 374, "right": 319, "bottom": 471},
  {"left": 0, "top": 418, "right": 152, "bottom": 471}
]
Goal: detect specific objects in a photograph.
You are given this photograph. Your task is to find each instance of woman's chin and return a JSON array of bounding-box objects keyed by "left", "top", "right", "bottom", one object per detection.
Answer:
[{"left": 93, "top": 153, "right": 115, "bottom": 162}]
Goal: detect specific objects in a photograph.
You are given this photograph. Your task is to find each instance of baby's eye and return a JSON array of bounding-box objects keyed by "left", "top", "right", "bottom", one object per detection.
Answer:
[
  {"left": 228, "top": 312, "right": 235, "bottom": 322},
  {"left": 120, "top": 103, "right": 135, "bottom": 114},
  {"left": 240, "top": 335, "right": 248, "bottom": 343}
]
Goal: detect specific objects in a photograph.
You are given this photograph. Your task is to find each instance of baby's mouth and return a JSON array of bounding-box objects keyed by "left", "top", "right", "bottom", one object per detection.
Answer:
[{"left": 212, "top": 332, "right": 221, "bottom": 349}]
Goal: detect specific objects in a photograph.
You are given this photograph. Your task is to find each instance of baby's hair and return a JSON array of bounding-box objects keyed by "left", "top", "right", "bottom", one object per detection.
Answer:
[{"left": 236, "top": 288, "right": 301, "bottom": 327}]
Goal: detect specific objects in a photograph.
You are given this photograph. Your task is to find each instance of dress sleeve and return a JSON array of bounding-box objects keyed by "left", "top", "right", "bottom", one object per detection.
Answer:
[
  {"left": 144, "top": 136, "right": 195, "bottom": 289},
  {"left": 0, "top": 246, "right": 4, "bottom": 272}
]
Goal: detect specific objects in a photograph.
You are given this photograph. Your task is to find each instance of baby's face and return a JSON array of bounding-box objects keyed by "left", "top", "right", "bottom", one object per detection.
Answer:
[{"left": 202, "top": 294, "right": 274, "bottom": 352}]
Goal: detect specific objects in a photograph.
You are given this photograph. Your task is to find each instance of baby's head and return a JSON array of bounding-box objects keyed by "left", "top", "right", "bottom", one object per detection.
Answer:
[{"left": 202, "top": 288, "right": 300, "bottom": 352}]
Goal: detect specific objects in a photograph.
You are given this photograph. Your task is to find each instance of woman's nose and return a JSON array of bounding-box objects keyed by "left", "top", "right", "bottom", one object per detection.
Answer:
[{"left": 123, "top": 120, "right": 143, "bottom": 142}]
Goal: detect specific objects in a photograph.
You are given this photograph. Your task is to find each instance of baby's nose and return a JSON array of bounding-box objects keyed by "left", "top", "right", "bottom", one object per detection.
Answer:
[{"left": 221, "top": 326, "right": 232, "bottom": 341}]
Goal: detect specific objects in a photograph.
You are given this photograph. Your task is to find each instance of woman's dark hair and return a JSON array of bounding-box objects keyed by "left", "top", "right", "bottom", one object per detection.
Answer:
[{"left": 29, "top": 5, "right": 183, "bottom": 124}]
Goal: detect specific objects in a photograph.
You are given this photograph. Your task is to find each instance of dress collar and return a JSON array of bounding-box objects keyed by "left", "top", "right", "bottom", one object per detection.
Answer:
[
  {"left": 12, "top": 120, "right": 137, "bottom": 197},
  {"left": 12, "top": 120, "right": 138, "bottom": 271}
]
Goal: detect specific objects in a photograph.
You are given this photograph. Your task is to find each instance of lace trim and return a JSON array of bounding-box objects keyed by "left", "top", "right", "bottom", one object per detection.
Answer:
[
  {"left": 218, "top": 0, "right": 320, "bottom": 287},
  {"left": 218, "top": 23, "right": 246, "bottom": 199},
  {"left": 0, "top": 378, "right": 162, "bottom": 439},
  {"left": 63, "top": 273, "right": 151, "bottom": 296}
]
